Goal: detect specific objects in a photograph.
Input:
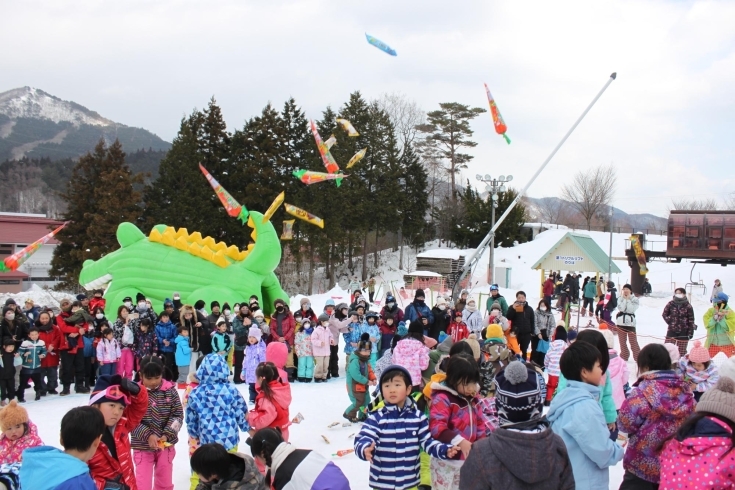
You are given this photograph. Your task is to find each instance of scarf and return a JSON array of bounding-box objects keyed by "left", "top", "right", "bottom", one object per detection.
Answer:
[
  {"left": 304, "top": 326, "right": 313, "bottom": 335},
  {"left": 356, "top": 351, "right": 371, "bottom": 376},
  {"left": 672, "top": 296, "right": 689, "bottom": 306},
  {"left": 269, "top": 442, "right": 297, "bottom": 482},
  {"left": 37, "top": 322, "right": 53, "bottom": 333},
  {"left": 275, "top": 311, "right": 286, "bottom": 337}
]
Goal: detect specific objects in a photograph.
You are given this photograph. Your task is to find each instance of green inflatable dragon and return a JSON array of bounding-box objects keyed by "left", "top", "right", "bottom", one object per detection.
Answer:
[{"left": 79, "top": 211, "right": 288, "bottom": 315}]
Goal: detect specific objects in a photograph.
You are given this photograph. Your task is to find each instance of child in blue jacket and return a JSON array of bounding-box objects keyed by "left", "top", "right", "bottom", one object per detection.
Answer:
[
  {"left": 175, "top": 326, "right": 192, "bottom": 388},
  {"left": 155, "top": 311, "right": 178, "bottom": 380},
  {"left": 547, "top": 341, "right": 623, "bottom": 489}
]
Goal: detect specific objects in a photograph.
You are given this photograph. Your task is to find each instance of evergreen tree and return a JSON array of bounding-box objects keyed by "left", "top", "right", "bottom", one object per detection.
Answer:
[
  {"left": 399, "top": 143, "right": 430, "bottom": 248},
  {"left": 50, "top": 139, "right": 143, "bottom": 288},
  {"left": 416, "top": 102, "right": 486, "bottom": 201}
]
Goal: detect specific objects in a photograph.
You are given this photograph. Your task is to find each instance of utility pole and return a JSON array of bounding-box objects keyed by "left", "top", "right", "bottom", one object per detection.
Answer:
[
  {"left": 608, "top": 204, "right": 614, "bottom": 278},
  {"left": 476, "top": 174, "right": 513, "bottom": 285}
]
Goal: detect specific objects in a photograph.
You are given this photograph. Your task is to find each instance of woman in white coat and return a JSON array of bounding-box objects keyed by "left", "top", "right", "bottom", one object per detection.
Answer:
[{"left": 616, "top": 284, "right": 640, "bottom": 362}]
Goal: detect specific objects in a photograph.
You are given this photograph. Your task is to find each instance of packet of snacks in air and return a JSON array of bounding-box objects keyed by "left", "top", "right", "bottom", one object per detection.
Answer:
[{"left": 291, "top": 412, "right": 304, "bottom": 424}]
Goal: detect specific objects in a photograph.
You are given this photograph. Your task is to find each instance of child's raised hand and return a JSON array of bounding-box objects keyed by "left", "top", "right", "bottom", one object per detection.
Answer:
[
  {"left": 447, "top": 445, "right": 462, "bottom": 459},
  {"left": 363, "top": 442, "right": 376, "bottom": 463}
]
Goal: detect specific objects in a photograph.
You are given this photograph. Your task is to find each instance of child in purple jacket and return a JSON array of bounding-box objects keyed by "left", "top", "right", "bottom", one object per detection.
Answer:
[
  {"left": 241, "top": 326, "right": 266, "bottom": 404},
  {"left": 618, "top": 343, "right": 695, "bottom": 488}
]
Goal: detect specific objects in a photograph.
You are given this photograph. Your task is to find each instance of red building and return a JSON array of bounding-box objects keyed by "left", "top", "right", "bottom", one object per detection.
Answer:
[{"left": 0, "top": 212, "right": 63, "bottom": 293}]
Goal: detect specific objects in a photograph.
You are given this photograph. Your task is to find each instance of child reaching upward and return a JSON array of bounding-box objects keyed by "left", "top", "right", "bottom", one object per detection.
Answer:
[
  {"left": 0, "top": 400, "right": 43, "bottom": 464},
  {"left": 680, "top": 340, "right": 720, "bottom": 402},
  {"left": 355, "top": 365, "right": 460, "bottom": 490},
  {"left": 247, "top": 361, "right": 292, "bottom": 441}
]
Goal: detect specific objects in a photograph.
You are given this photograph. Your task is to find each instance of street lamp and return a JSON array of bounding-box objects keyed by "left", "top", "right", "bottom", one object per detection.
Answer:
[{"left": 476, "top": 174, "right": 513, "bottom": 285}]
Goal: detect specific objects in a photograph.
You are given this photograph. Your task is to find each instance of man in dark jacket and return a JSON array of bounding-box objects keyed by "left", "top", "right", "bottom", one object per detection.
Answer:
[
  {"left": 380, "top": 294, "right": 404, "bottom": 323},
  {"left": 504, "top": 291, "right": 535, "bottom": 362},
  {"left": 662, "top": 287, "right": 695, "bottom": 357},
  {"left": 404, "top": 289, "right": 434, "bottom": 326}
]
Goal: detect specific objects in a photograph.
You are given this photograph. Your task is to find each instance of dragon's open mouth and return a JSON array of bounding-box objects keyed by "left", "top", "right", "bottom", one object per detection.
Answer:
[{"left": 83, "top": 273, "right": 112, "bottom": 291}]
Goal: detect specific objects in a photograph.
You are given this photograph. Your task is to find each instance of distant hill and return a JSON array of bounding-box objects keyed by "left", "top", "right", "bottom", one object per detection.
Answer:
[{"left": 0, "top": 87, "right": 170, "bottom": 161}]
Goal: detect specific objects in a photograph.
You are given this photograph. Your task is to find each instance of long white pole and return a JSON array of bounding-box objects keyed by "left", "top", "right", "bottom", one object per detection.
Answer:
[{"left": 453, "top": 72, "right": 617, "bottom": 298}]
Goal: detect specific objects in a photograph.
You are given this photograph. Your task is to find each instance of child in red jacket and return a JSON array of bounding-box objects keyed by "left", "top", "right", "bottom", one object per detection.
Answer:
[
  {"left": 247, "top": 362, "right": 292, "bottom": 442},
  {"left": 88, "top": 290, "right": 107, "bottom": 316},
  {"left": 447, "top": 312, "right": 469, "bottom": 343},
  {"left": 87, "top": 374, "right": 148, "bottom": 490}
]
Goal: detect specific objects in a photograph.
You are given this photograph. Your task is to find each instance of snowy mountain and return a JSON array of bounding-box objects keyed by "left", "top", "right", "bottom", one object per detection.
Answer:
[{"left": 0, "top": 86, "right": 170, "bottom": 161}]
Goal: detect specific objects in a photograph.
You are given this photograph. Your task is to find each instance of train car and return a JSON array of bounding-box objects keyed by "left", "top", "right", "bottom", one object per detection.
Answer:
[{"left": 667, "top": 210, "right": 735, "bottom": 261}]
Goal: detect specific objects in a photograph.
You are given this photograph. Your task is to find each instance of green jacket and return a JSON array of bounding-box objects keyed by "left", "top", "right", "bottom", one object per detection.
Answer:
[
  {"left": 556, "top": 370, "right": 617, "bottom": 424},
  {"left": 346, "top": 352, "right": 373, "bottom": 396},
  {"left": 584, "top": 281, "right": 598, "bottom": 299},
  {"left": 703, "top": 305, "right": 735, "bottom": 347},
  {"left": 19, "top": 339, "right": 47, "bottom": 370},
  {"left": 486, "top": 294, "right": 509, "bottom": 316}
]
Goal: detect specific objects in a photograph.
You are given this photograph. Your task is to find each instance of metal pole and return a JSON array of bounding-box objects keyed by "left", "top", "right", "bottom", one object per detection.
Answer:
[
  {"left": 608, "top": 204, "right": 613, "bottom": 278},
  {"left": 452, "top": 73, "right": 618, "bottom": 298},
  {"left": 489, "top": 202, "right": 496, "bottom": 284}
]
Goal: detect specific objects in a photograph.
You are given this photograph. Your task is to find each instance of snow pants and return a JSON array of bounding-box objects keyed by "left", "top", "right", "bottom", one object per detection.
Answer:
[
  {"left": 99, "top": 362, "right": 117, "bottom": 376},
  {"left": 314, "top": 356, "right": 329, "bottom": 380},
  {"left": 297, "top": 355, "right": 314, "bottom": 379},
  {"left": 118, "top": 347, "right": 134, "bottom": 379},
  {"left": 134, "top": 446, "right": 175, "bottom": 490},
  {"left": 329, "top": 344, "right": 340, "bottom": 377},
  {"left": 39, "top": 366, "right": 58, "bottom": 393},
  {"left": 60, "top": 349, "right": 84, "bottom": 389},
  {"left": 546, "top": 375, "right": 559, "bottom": 403},
  {"left": 233, "top": 349, "right": 244, "bottom": 384}
]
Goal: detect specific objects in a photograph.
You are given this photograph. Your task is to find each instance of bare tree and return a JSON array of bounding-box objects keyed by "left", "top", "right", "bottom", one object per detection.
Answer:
[
  {"left": 561, "top": 164, "right": 617, "bottom": 230},
  {"left": 376, "top": 92, "right": 425, "bottom": 151},
  {"left": 668, "top": 198, "right": 719, "bottom": 212},
  {"left": 534, "top": 197, "right": 574, "bottom": 225},
  {"left": 726, "top": 193, "right": 735, "bottom": 210}
]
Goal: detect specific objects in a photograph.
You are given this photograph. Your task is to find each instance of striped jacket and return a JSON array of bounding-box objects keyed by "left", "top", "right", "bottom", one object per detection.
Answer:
[
  {"left": 130, "top": 379, "right": 184, "bottom": 451},
  {"left": 355, "top": 396, "right": 452, "bottom": 490},
  {"left": 543, "top": 340, "right": 568, "bottom": 377}
]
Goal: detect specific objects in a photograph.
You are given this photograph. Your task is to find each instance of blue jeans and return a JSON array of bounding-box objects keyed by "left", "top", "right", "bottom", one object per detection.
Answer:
[{"left": 99, "top": 363, "right": 117, "bottom": 376}]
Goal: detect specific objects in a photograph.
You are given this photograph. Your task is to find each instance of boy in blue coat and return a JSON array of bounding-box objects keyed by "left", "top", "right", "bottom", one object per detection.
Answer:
[
  {"left": 547, "top": 341, "right": 623, "bottom": 490},
  {"left": 20, "top": 406, "right": 104, "bottom": 490},
  {"left": 155, "top": 311, "right": 178, "bottom": 381},
  {"left": 355, "top": 365, "right": 459, "bottom": 490},
  {"left": 175, "top": 326, "right": 192, "bottom": 389}
]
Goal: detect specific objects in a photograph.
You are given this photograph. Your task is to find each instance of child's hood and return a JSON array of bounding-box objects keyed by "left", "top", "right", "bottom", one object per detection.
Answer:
[
  {"left": 393, "top": 337, "right": 424, "bottom": 356},
  {"left": 634, "top": 370, "right": 695, "bottom": 416},
  {"left": 19, "top": 446, "right": 91, "bottom": 490},
  {"left": 488, "top": 420, "right": 559, "bottom": 484},
  {"left": 0, "top": 420, "right": 40, "bottom": 444},
  {"left": 546, "top": 380, "right": 600, "bottom": 423},
  {"left": 266, "top": 341, "right": 287, "bottom": 369},
  {"left": 266, "top": 380, "right": 292, "bottom": 409},
  {"left": 607, "top": 353, "right": 627, "bottom": 379},
  {"left": 196, "top": 353, "right": 230, "bottom": 383}
]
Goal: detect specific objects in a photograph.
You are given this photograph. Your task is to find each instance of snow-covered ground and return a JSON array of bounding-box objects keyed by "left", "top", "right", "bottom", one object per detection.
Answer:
[{"left": 11, "top": 228, "right": 735, "bottom": 489}]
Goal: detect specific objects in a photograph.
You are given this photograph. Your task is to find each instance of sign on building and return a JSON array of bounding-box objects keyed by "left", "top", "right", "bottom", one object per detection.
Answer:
[{"left": 555, "top": 255, "right": 584, "bottom": 265}]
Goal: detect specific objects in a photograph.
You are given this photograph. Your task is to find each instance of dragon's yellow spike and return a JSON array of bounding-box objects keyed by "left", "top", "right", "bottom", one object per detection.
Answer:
[
  {"left": 161, "top": 229, "right": 176, "bottom": 247},
  {"left": 247, "top": 215, "right": 254, "bottom": 228},
  {"left": 189, "top": 231, "right": 203, "bottom": 243},
  {"left": 200, "top": 246, "right": 214, "bottom": 261},
  {"left": 251, "top": 229, "right": 258, "bottom": 242},
  {"left": 203, "top": 236, "right": 216, "bottom": 249},
  {"left": 237, "top": 250, "right": 249, "bottom": 261},
  {"left": 165, "top": 226, "right": 176, "bottom": 235},
  {"left": 188, "top": 242, "right": 202, "bottom": 257},
  {"left": 225, "top": 245, "right": 241, "bottom": 260},
  {"left": 149, "top": 228, "right": 163, "bottom": 243},
  {"left": 247, "top": 243, "right": 255, "bottom": 252},
  {"left": 213, "top": 242, "right": 227, "bottom": 252},
  {"left": 175, "top": 236, "right": 189, "bottom": 251},
  {"left": 175, "top": 228, "right": 189, "bottom": 239},
  {"left": 212, "top": 250, "right": 229, "bottom": 268}
]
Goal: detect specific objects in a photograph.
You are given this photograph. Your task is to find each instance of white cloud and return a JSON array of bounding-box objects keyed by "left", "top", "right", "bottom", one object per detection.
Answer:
[{"left": 1, "top": 0, "right": 733, "bottom": 216}]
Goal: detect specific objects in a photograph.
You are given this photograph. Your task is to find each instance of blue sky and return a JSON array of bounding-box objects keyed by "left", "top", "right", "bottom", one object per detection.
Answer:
[{"left": 2, "top": 0, "right": 734, "bottom": 216}]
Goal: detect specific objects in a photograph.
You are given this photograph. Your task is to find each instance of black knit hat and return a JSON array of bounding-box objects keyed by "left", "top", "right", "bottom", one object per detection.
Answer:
[
  {"left": 136, "top": 292, "right": 145, "bottom": 303},
  {"left": 194, "top": 300, "right": 206, "bottom": 310},
  {"left": 76, "top": 293, "right": 87, "bottom": 301},
  {"left": 494, "top": 361, "right": 543, "bottom": 425},
  {"left": 211, "top": 301, "right": 220, "bottom": 309},
  {"left": 379, "top": 365, "right": 413, "bottom": 395},
  {"left": 414, "top": 288, "right": 425, "bottom": 300}
]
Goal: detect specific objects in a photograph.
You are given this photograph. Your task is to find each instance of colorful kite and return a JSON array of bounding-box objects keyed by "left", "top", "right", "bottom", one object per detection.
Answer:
[
  {"left": 365, "top": 33, "right": 397, "bottom": 56},
  {"left": 346, "top": 148, "right": 367, "bottom": 169},
  {"left": 262, "top": 191, "right": 285, "bottom": 223},
  {"left": 336, "top": 119, "right": 360, "bottom": 137},
  {"left": 309, "top": 120, "right": 343, "bottom": 186},
  {"left": 324, "top": 135, "right": 336, "bottom": 149},
  {"left": 630, "top": 235, "right": 649, "bottom": 275},
  {"left": 1, "top": 222, "right": 67, "bottom": 272},
  {"left": 281, "top": 220, "right": 295, "bottom": 240},
  {"left": 293, "top": 169, "right": 348, "bottom": 186},
  {"left": 285, "top": 203, "right": 324, "bottom": 229},
  {"left": 483, "top": 83, "right": 511, "bottom": 144},
  {"left": 199, "top": 164, "right": 249, "bottom": 220}
]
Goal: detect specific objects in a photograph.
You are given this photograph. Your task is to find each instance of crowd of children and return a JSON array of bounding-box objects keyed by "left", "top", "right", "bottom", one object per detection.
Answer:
[{"left": 3, "top": 281, "right": 735, "bottom": 490}]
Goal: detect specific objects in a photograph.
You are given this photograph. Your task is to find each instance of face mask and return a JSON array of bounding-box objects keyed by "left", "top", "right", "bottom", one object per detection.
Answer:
[
  {"left": 276, "top": 306, "right": 284, "bottom": 312},
  {"left": 5, "top": 313, "right": 15, "bottom": 321},
  {"left": 96, "top": 313, "right": 104, "bottom": 319},
  {"left": 675, "top": 294, "right": 685, "bottom": 299},
  {"left": 321, "top": 322, "right": 329, "bottom": 327},
  {"left": 224, "top": 309, "right": 231, "bottom": 316},
  {"left": 137, "top": 302, "right": 147, "bottom": 310},
  {"left": 124, "top": 301, "right": 132, "bottom": 308},
  {"left": 386, "top": 302, "right": 395, "bottom": 308},
  {"left": 539, "top": 306, "right": 547, "bottom": 311},
  {"left": 303, "top": 303, "right": 311, "bottom": 309},
  {"left": 438, "top": 305, "right": 446, "bottom": 310}
]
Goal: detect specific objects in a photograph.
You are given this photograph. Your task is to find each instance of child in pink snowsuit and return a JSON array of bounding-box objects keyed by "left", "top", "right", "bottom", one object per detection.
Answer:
[{"left": 0, "top": 400, "right": 43, "bottom": 464}]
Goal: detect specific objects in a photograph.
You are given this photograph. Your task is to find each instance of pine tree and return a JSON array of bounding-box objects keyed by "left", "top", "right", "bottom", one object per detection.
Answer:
[
  {"left": 50, "top": 139, "right": 143, "bottom": 288},
  {"left": 416, "top": 103, "right": 486, "bottom": 201},
  {"left": 399, "top": 143, "right": 430, "bottom": 249}
]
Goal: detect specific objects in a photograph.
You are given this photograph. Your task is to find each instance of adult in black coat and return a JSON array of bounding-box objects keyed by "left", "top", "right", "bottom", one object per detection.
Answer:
[
  {"left": 504, "top": 291, "right": 536, "bottom": 362},
  {"left": 430, "top": 298, "right": 451, "bottom": 341}
]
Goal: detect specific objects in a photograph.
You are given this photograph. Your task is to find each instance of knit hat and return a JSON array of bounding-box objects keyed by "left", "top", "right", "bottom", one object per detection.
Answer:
[
  {"left": 379, "top": 365, "right": 413, "bottom": 394},
  {"left": 317, "top": 313, "right": 330, "bottom": 324},
  {"left": 163, "top": 298, "right": 173, "bottom": 306},
  {"left": 601, "top": 329, "right": 615, "bottom": 350},
  {"left": 0, "top": 401, "right": 29, "bottom": 431},
  {"left": 216, "top": 317, "right": 226, "bottom": 326},
  {"left": 211, "top": 301, "right": 220, "bottom": 309},
  {"left": 463, "top": 335, "right": 481, "bottom": 360},
  {"left": 248, "top": 326, "right": 262, "bottom": 339},
  {"left": 663, "top": 343, "right": 681, "bottom": 364},
  {"left": 325, "top": 299, "right": 335, "bottom": 307},
  {"left": 688, "top": 340, "right": 711, "bottom": 363},
  {"left": 408, "top": 319, "right": 423, "bottom": 334},
  {"left": 486, "top": 324, "right": 504, "bottom": 340},
  {"left": 76, "top": 293, "right": 87, "bottom": 301},
  {"left": 194, "top": 300, "right": 206, "bottom": 310},
  {"left": 136, "top": 292, "right": 146, "bottom": 303},
  {"left": 622, "top": 284, "right": 632, "bottom": 291},
  {"left": 222, "top": 303, "right": 230, "bottom": 311},
  {"left": 414, "top": 289, "right": 425, "bottom": 300},
  {"left": 300, "top": 297, "right": 310, "bottom": 306},
  {"left": 385, "top": 294, "right": 395, "bottom": 303},
  {"left": 253, "top": 310, "right": 265, "bottom": 320},
  {"left": 89, "top": 375, "right": 127, "bottom": 407},
  {"left": 554, "top": 325, "right": 568, "bottom": 342},
  {"left": 435, "top": 297, "right": 447, "bottom": 307},
  {"left": 696, "top": 377, "right": 735, "bottom": 423},
  {"left": 437, "top": 335, "right": 454, "bottom": 354},
  {"left": 397, "top": 321, "right": 408, "bottom": 337},
  {"left": 719, "top": 356, "right": 735, "bottom": 382},
  {"left": 490, "top": 301, "right": 501, "bottom": 311},
  {"left": 567, "top": 328, "right": 578, "bottom": 342},
  {"left": 4, "top": 299, "right": 16, "bottom": 306},
  {"left": 494, "top": 361, "right": 543, "bottom": 425}
]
